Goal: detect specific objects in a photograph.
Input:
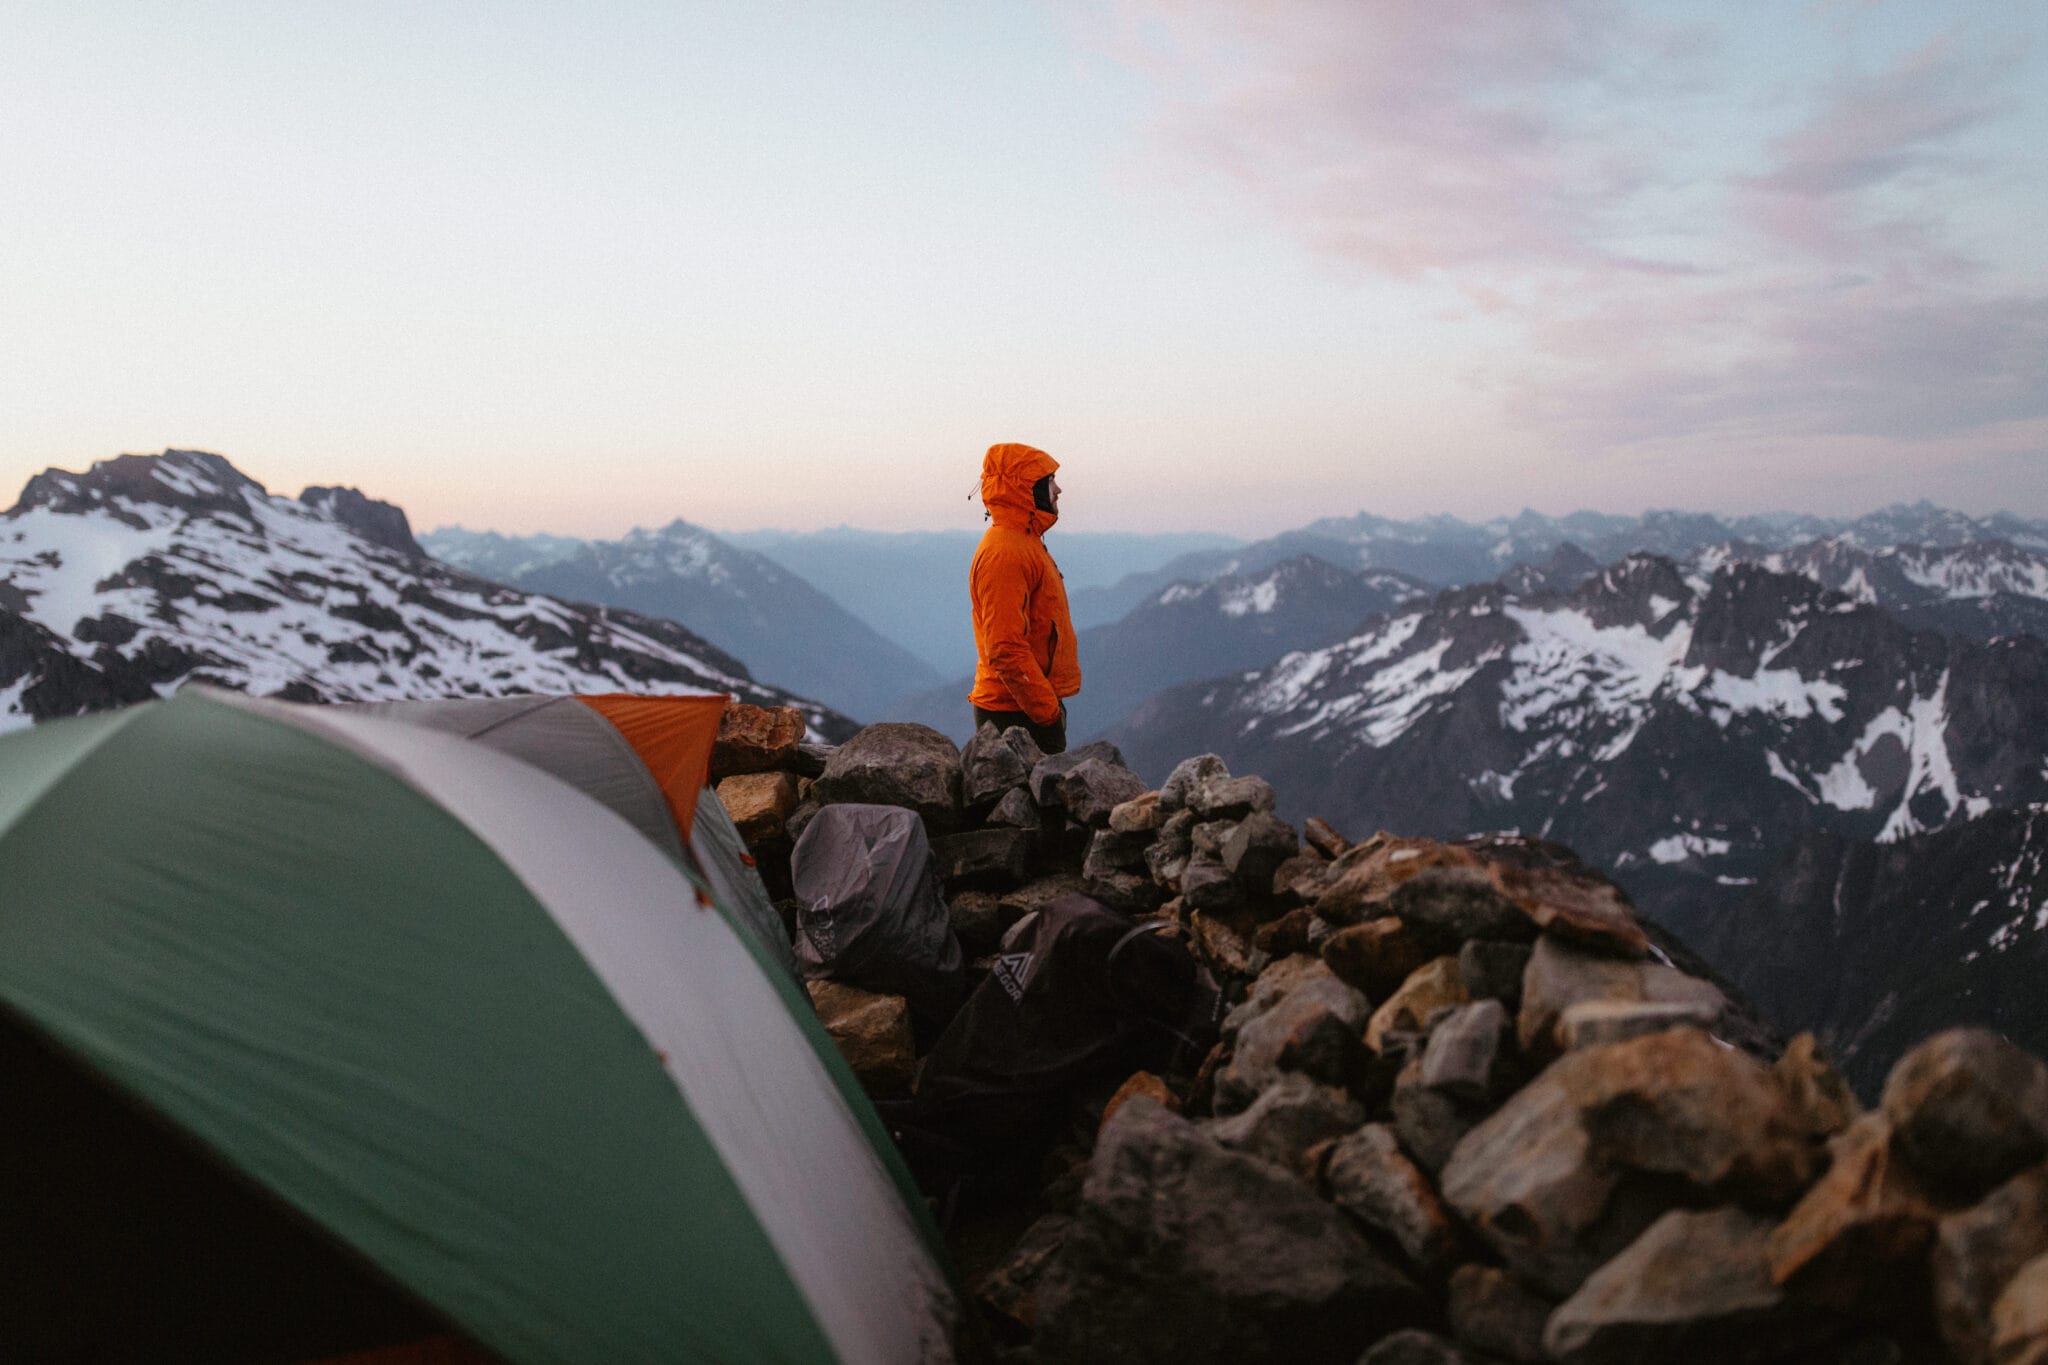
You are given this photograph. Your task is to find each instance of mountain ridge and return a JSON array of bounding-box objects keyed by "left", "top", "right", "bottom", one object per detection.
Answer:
[{"left": 2, "top": 450, "right": 853, "bottom": 738}]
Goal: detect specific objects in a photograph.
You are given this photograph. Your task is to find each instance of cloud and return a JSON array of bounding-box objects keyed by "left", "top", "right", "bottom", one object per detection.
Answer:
[
  {"left": 1091, "top": 2, "right": 2047, "bottom": 476},
  {"left": 1096, "top": 0, "right": 1696, "bottom": 279}
]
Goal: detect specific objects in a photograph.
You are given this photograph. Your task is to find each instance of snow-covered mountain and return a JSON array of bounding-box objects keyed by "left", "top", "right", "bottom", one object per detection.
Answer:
[
  {"left": 0, "top": 450, "right": 853, "bottom": 738},
  {"left": 421, "top": 522, "right": 939, "bottom": 722},
  {"left": 894, "top": 555, "right": 1434, "bottom": 744},
  {"left": 1109, "top": 553, "right": 2048, "bottom": 944},
  {"left": 1070, "top": 501, "right": 2048, "bottom": 627},
  {"left": 1697, "top": 536, "right": 2048, "bottom": 642}
]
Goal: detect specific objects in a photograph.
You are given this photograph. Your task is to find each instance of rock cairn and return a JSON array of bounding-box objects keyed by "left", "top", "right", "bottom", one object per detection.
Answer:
[{"left": 715, "top": 704, "right": 2048, "bottom": 1365}]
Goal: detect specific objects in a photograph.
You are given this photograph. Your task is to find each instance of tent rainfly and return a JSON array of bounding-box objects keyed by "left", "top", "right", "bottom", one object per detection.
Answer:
[{"left": 0, "top": 688, "right": 956, "bottom": 1364}]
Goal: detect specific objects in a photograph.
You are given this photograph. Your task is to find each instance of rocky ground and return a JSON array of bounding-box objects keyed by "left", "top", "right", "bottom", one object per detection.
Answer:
[{"left": 710, "top": 704, "right": 2048, "bottom": 1365}]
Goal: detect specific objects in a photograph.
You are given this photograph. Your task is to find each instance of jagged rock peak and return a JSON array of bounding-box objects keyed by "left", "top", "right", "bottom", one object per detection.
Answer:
[
  {"left": 1573, "top": 552, "right": 1696, "bottom": 630},
  {"left": 9, "top": 449, "right": 264, "bottom": 522},
  {"left": 299, "top": 484, "right": 425, "bottom": 559}
]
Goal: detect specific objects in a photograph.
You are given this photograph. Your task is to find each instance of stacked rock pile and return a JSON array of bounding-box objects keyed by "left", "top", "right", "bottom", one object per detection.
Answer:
[{"left": 710, "top": 705, "right": 2048, "bottom": 1365}]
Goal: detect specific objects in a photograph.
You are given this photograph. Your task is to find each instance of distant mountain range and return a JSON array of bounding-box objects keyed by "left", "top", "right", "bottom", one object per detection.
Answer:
[
  {"left": 0, "top": 451, "right": 852, "bottom": 738},
  {"left": 1069, "top": 503, "right": 2048, "bottom": 627},
  {"left": 1109, "top": 552, "right": 2048, "bottom": 912},
  {"left": 422, "top": 522, "right": 940, "bottom": 722}
]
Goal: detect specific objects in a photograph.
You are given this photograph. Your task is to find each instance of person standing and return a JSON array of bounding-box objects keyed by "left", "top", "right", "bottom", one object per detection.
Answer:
[{"left": 968, "top": 442, "right": 1079, "bottom": 754}]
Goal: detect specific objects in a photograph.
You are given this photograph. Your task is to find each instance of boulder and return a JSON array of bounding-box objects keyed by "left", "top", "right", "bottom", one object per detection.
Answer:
[
  {"left": 1086, "top": 869, "right": 1165, "bottom": 915},
  {"left": 1217, "top": 971, "right": 1371, "bottom": 1113},
  {"left": 1303, "top": 815, "right": 1350, "bottom": 860},
  {"left": 1222, "top": 954, "right": 1336, "bottom": 1038},
  {"left": 1031, "top": 1097, "right": 1426, "bottom": 1365},
  {"left": 784, "top": 798, "right": 821, "bottom": 846},
  {"left": 1489, "top": 861, "right": 1648, "bottom": 959},
  {"left": 709, "top": 702, "right": 806, "bottom": 779},
  {"left": 1882, "top": 1028, "right": 2048, "bottom": 1202},
  {"left": 975, "top": 1210, "right": 1072, "bottom": 1337},
  {"left": 1100, "top": 1070, "right": 1178, "bottom": 1133},
  {"left": 1191, "top": 819, "right": 1237, "bottom": 861},
  {"left": 1146, "top": 809, "right": 1196, "bottom": 888},
  {"left": 1365, "top": 957, "right": 1469, "bottom": 1054},
  {"left": 1544, "top": 1207, "right": 1833, "bottom": 1365},
  {"left": 1993, "top": 1252, "right": 2048, "bottom": 1365},
  {"left": 805, "top": 980, "right": 915, "bottom": 1098},
  {"left": 1458, "top": 938, "right": 1532, "bottom": 1009},
  {"left": 1029, "top": 739, "right": 1127, "bottom": 809},
  {"left": 1322, "top": 1123, "right": 1462, "bottom": 1278},
  {"left": 1438, "top": 1060, "right": 1665, "bottom": 1297},
  {"left": 1254, "top": 907, "right": 1319, "bottom": 958},
  {"left": 930, "top": 827, "right": 1032, "bottom": 887},
  {"left": 1932, "top": 1164, "right": 2048, "bottom": 1365},
  {"left": 1516, "top": 933, "right": 1725, "bottom": 1061},
  {"left": 714, "top": 770, "right": 799, "bottom": 844},
  {"left": 1058, "top": 757, "right": 1151, "bottom": 826},
  {"left": 788, "top": 740, "right": 834, "bottom": 778},
  {"left": 1392, "top": 1057, "right": 1480, "bottom": 1175},
  {"left": 959, "top": 721, "right": 1043, "bottom": 808},
  {"left": 1765, "top": 1113, "right": 1943, "bottom": 1317},
  {"left": 1321, "top": 917, "right": 1445, "bottom": 999},
  {"left": 985, "top": 786, "right": 1041, "bottom": 829},
  {"left": 1223, "top": 811, "right": 1299, "bottom": 891},
  {"left": 1189, "top": 773, "right": 1278, "bottom": 820},
  {"left": 1446, "top": 1264, "right": 1553, "bottom": 1363},
  {"left": 1181, "top": 858, "right": 1246, "bottom": 914},
  {"left": 1158, "top": 753, "right": 1228, "bottom": 812},
  {"left": 1109, "top": 789, "right": 1164, "bottom": 834},
  {"left": 947, "top": 889, "right": 1004, "bottom": 958},
  {"left": 1083, "top": 827, "right": 1152, "bottom": 880},
  {"left": 1206, "top": 1072, "right": 1365, "bottom": 1175},
  {"left": 1389, "top": 864, "right": 1533, "bottom": 942},
  {"left": 1187, "top": 907, "right": 1261, "bottom": 979},
  {"left": 812, "top": 722, "right": 963, "bottom": 832},
  {"left": 1419, "top": 1000, "right": 1516, "bottom": 1105},
  {"left": 1309, "top": 835, "right": 1455, "bottom": 926},
  {"left": 995, "top": 872, "right": 1087, "bottom": 933},
  {"left": 1772, "top": 1034, "right": 1860, "bottom": 1145},
  {"left": 1273, "top": 852, "right": 1335, "bottom": 903},
  {"left": 1440, "top": 1028, "right": 1823, "bottom": 1297},
  {"left": 1563, "top": 1027, "right": 1823, "bottom": 1206},
  {"left": 1559, "top": 998, "right": 1725, "bottom": 1050}
]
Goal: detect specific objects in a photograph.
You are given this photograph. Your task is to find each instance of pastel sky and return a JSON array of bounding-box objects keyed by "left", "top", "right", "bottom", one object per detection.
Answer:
[{"left": 4, "top": 1, "right": 2044, "bottom": 537}]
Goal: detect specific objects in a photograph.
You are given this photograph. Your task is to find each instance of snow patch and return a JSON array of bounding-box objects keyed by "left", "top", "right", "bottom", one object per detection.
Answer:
[
  {"left": 1766, "top": 750, "right": 1815, "bottom": 798},
  {"left": 1219, "top": 577, "right": 1280, "bottom": 617},
  {"left": 1695, "top": 669, "right": 1847, "bottom": 727},
  {"left": 1878, "top": 672, "right": 1968, "bottom": 841},
  {"left": 1648, "top": 833, "right": 1732, "bottom": 864},
  {"left": 1498, "top": 605, "right": 1694, "bottom": 733}
]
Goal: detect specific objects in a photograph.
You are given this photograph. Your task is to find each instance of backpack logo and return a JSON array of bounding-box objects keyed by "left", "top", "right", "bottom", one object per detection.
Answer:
[{"left": 992, "top": 950, "right": 1035, "bottom": 1002}]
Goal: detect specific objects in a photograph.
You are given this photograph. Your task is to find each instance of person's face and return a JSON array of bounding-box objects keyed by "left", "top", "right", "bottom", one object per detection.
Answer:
[{"left": 1047, "top": 475, "right": 1062, "bottom": 511}]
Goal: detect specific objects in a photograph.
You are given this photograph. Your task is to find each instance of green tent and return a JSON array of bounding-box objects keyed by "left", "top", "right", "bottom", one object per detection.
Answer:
[
  {"left": 338, "top": 692, "right": 796, "bottom": 977},
  {"left": 0, "top": 688, "right": 956, "bottom": 1363}
]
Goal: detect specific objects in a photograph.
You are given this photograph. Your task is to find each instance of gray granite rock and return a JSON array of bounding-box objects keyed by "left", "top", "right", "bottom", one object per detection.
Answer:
[{"left": 1032, "top": 1097, "right": 1425, "bottom": 1365}]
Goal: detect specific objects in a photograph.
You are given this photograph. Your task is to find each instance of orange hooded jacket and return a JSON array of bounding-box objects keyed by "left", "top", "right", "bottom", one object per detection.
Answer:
[{"left": 968, "top": 442, "right": 1081, "bottom": 725}]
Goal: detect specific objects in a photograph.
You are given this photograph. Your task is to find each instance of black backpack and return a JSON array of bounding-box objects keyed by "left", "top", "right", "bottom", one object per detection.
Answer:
[{"left": 895, "top": 894, "right": 1221, "bottom": 1188}]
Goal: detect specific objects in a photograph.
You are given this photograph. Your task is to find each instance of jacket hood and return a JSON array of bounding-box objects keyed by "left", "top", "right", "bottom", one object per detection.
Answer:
[{"left": 980, "top": 442, "right": 1060, "bottom": 534}]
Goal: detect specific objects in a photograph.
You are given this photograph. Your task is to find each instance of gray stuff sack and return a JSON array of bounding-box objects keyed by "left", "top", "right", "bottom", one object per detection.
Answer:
[{"left": 791, "top": 803, "right": 965, "bottom": 1025}]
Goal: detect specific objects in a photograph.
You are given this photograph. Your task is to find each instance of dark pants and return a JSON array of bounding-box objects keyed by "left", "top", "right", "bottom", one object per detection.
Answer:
[{"left": 972, "top": 703, "right": 1067, "bottom": 755}]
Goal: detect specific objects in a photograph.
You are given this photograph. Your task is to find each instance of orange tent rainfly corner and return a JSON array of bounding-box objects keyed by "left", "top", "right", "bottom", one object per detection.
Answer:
[{"left": 576, "top": 692, "right": 729, "bottom": 841}]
